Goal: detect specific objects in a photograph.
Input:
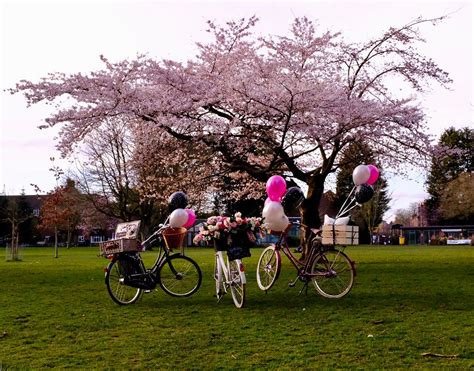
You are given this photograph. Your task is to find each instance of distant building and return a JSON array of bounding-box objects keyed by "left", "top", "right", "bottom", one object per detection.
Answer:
[{"left": 399, "top": 225, "right": 474, "bottom": 245}]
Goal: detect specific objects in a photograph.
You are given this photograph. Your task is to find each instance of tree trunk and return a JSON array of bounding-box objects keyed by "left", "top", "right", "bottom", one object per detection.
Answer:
[
  {"left": 67, "top": 228, "right": 71, "bottom": 249},
  {"left": 10, "top": 220, "right": 19, "bottom": 261},
  {"left": 300, "top": 173, "right": 326, "bottom": 258},
  {"left": 54, "top": 226, "right": 59, "bottom": 258}
]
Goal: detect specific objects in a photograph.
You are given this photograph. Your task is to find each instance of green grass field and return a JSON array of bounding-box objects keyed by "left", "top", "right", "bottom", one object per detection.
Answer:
[{"left": 0, "top": 245, "right": 472, "bottom": 369}]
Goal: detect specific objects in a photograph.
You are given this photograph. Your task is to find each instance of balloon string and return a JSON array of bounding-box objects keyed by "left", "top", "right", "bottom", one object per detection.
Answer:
[
  {"left": 336, "top": 186, "right": 356, "bottom": 219},
  {"left": 338, "top": 203, "right": 359, "bottom": 217},
  {"left": 336, "top": 198, "right": 356, "bottom": 219},
  {"left": 336, "top": 186, "right": 355, "bottom": 218}
]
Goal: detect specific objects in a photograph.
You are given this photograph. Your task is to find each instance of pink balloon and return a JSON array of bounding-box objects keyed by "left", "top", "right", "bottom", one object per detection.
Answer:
[
  {"left": 266, "top": 175, "right": 287, "bottom": 201},
  {"left": 264, "top": 197, "right": 272, "bottom": 206},
  {"left": 367, "top": 165, "right": 380, "bottom": 185},
  {"left": 183, "top": 209, "right": 196, "bottom": 228}
]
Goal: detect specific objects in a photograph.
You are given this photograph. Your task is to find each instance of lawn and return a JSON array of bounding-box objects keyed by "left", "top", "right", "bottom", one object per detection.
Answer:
[{"left": 0, "top": 245, "right": 472, "bottom": 368}]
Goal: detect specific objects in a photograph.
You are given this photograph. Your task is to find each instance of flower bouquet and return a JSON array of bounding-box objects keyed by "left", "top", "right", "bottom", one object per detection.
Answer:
[{"left": 193, "top": 212, "right": 264, "bottom": 259}]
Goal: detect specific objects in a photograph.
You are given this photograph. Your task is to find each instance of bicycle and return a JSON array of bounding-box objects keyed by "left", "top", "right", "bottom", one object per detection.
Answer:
[
  {"left": 256, "top": 222, "right": 356, "bottom": 298},
  {"left": 102, "top": 223, "right": 202, "bottom": 305},
  {"left": 214, "top": 248, "right": 247, "bottom": 308}
]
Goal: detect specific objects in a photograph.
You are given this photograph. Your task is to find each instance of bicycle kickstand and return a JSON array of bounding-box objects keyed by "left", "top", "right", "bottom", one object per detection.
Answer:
[
  {"left": 298, "top": 281, "right": 309, "bottom": 296},
  {"left": 288, "top": 275, "right": 299, "bottom": 288}
]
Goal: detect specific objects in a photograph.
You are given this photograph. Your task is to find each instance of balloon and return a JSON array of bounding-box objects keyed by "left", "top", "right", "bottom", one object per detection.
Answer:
[
  {"left": 183, "top": 209, "right": 196, "bottom": 228},
  {"left": 169, "top": 208, "right": 188, "bottom": 228},
  {"left": 355, "top": 184, "right": 374, "bottom": 204},
  {"left": 264, "top": 197, "right": 272, "bottom": 206},
  {"left": 168, "top": 191, "right": 188, "bottom": 211},
  {"left": 262, "top": 201, "right": 285, "bottom": 221},
  {"left": 281, "top": 187, "right": 305, "bottom": 214},
  {"left": 266, "top": 175, "right": 287, "bottom": 201},
  {"left": 352, "top": 165, "right": 370, "bottom": 186},
  {"left": 367, "top": 165, "right": 380, "bottom": 185},
  {"left": 267, "top": 215, "right": 289, "bottom": 232}
]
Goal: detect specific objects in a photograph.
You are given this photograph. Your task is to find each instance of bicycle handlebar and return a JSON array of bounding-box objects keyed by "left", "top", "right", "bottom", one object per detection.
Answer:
[{"left": 141, "top": 223, "right": 169, "bottom": 247}]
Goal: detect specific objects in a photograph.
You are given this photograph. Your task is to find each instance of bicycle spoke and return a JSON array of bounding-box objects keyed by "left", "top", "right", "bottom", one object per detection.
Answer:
[
  {"left": 310, "top": 250, "right": 355, "bottom": 299},
  {"left": 257, "top": 246, "right": 280, "bottom": 291},
  {"left": 159, "top": 255, "right": 202, "bottom": 297}
]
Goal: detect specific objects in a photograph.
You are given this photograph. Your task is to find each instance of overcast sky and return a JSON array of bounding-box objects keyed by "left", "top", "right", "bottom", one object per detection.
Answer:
[{"left": 1, "top": 0, "right": 472, "bottom": 221}]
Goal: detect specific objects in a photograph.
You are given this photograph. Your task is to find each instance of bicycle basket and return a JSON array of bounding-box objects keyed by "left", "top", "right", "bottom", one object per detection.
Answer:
[
  {"left": 162, "top": 227, "right": 187, "bottom": 253},
  {"left": 227, "top": 245, "right": 251, "bottom": 261},
  {"left": 99, "top": 238, "right": 140, "bottom": 256}
]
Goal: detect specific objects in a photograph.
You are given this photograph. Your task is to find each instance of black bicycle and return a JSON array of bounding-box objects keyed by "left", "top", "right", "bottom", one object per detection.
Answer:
[{"left": 103, "top": 224, "right": 202, "bottom": 305}]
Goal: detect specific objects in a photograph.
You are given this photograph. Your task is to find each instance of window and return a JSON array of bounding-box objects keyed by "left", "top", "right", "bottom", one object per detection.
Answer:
[{"left": 90, "top": 236, "right": 105, "bottom": 244}]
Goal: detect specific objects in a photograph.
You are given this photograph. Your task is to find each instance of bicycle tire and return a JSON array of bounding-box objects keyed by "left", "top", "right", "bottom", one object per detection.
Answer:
[
  {"left": 105, "top": 259, "right": 143, "bottom": 305},
  {"left": 158, "top": 254, "right": 202, "bottom": 297},
  {"left": 256, "top": 245, "right": 281, "bottom": 291},
  {"left": 229, "top": 259, "right": 246, "bottom": 308},
  {"left": 310, "top": 249, "right": 355, "bottom": 299}
]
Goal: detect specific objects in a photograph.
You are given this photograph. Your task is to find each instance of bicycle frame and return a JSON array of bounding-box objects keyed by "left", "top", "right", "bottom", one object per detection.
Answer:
[
  {"left": 272, "top": 224, "right": 342, "bottom": 280},
  {"left": 112, "top": 225, "right": 183, "bottom": 289},
  {"left": 214, "top": 250, "right": 247, "bottom": 308},
  {"left": 215, "top": 251, "right": 247, "bottom": 289}
]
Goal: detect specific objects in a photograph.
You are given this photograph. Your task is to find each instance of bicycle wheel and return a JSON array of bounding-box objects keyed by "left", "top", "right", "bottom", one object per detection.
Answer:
[
  {"left": 229, "top": 259, "right": 246, "bottom": 308},
  {"left": 310, "top": 249, "right": 355, "bottom": 299},
  {"left": 158, "top": 255, "right": 202, "bottom": 297},
  {"left": 256, "top": 245, "right": 281, "bottom": 291},
  {"left": 105, "top": 259, "right": 143, "bottom": 305},
  {"left": 214, "top": 253, "right": 224, "bottom": 300}
]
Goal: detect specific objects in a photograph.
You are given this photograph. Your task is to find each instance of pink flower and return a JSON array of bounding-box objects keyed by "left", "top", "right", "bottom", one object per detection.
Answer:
[{"left": 207, "top": 216, "right": 217, "bottom": 225}]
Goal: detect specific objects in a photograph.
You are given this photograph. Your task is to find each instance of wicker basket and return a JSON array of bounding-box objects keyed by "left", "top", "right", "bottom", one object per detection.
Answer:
[
  {"left": 99, "top": 238, "right": 140, "bottom": 256},
  {"left": 162, "top": 227, "right": 187, "bottom": 253}
]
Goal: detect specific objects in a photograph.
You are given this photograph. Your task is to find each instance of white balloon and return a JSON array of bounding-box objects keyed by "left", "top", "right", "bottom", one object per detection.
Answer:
[
  {"left": 262, "top": 201, "right": 285, "bottom": 220},
  {"left": 267, "top": 215, "right": 289, "bottom": 232},
  {"left": 352, "top": 165, "right": 370, "bottom": 185},
  {"left": 169, "top": 208, "right": 188, "bottom": 228}
]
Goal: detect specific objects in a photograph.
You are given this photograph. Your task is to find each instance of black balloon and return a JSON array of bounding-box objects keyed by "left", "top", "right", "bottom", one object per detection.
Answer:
[
  {"left": 168, "top": 191, "right": 188, "bottom": 211},
  {"left": 355, "top": 184, "right": 374, "bottom": 204},
  {"left": 281, "top": 187, "right": 305, "bottom": 214}
]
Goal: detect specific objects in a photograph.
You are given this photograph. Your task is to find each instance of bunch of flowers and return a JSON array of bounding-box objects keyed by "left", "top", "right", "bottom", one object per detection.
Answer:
[{"left": 193, "top": 212, "right": 264, "bottom": 246}]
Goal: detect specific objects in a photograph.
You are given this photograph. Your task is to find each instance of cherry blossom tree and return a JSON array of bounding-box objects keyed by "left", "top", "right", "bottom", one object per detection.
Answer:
[
  {"left": 11, "top": 16, "right": 451, "bottom": 229},
  {"left": 39, "top": 179, "right": 82, "bottom": 257}
]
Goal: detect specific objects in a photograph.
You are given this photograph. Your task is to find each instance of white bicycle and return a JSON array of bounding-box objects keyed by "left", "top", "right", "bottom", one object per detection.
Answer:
[{"left": 214, "top": 251, "right": 246, "bottom": 308}]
